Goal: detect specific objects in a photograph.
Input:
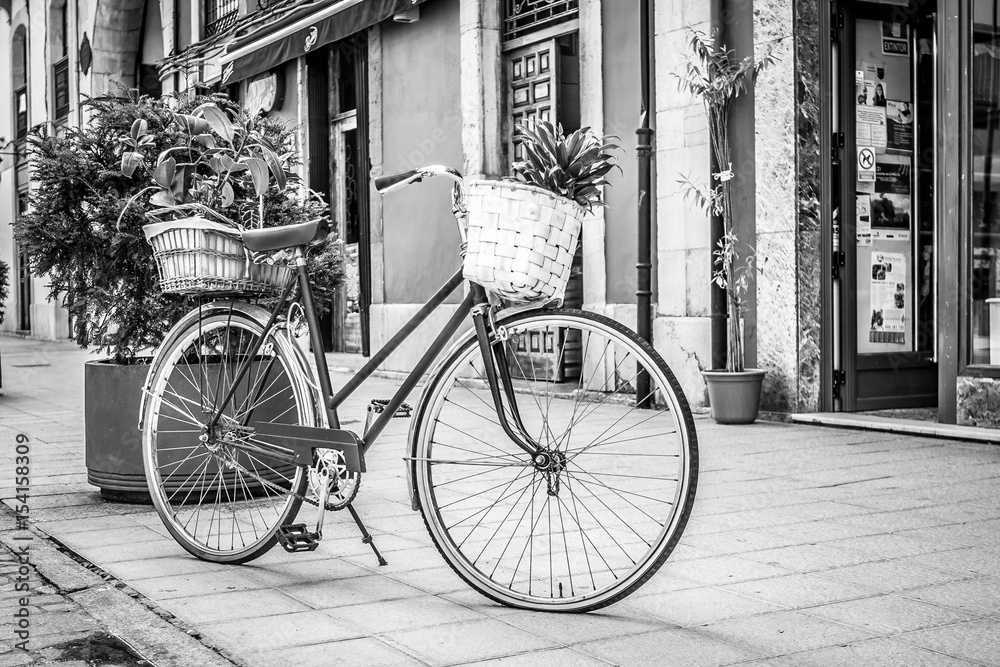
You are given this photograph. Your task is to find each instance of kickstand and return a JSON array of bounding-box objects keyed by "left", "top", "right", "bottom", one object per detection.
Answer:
[{"left": 346, "top": 504, "right": 387, "bottom": 566}]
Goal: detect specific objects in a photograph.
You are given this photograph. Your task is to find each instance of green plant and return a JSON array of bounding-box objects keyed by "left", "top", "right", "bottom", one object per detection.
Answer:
[
  {"left": 674, "top": 28, "right": 776, "bottom": 372},
  {"left": 14, "top": 91, "right": 342, "bottom": 363},
  {"left": 512, "top": 120, "right": 621, "bottom": 212},
  {"left": 0, "top": 259, "right": 9, "bottom": 326},
  {"left": 119, "top": 101, "right": 291, "bottom": 227}
]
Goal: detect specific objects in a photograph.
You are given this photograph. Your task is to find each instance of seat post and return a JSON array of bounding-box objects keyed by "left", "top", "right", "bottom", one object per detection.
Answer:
[{"left": 294, "top": 247, "right": 341, "bottom": 430}]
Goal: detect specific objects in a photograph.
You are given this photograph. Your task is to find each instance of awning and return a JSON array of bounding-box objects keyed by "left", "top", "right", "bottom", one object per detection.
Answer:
[{"left": 220, "top": 0, "right": 426, "bottom": 84}]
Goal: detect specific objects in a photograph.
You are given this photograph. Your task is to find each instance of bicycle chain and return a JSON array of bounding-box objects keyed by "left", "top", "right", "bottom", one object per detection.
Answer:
[{"left": 214, "top": 448, "right": 341, "bottom": 512}]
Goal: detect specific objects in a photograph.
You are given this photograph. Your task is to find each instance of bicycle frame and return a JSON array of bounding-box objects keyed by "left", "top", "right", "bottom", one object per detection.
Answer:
[{"left": 205, "top": 251, "right": 547, "bottom": 471}]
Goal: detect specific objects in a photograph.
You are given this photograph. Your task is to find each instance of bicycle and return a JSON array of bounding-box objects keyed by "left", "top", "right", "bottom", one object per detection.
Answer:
[{"left": 138, "top": 165, "right": 698, "bottom": 612}]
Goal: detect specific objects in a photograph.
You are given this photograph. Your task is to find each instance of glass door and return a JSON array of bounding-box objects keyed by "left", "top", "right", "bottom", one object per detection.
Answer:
[{"left": 838, "top": 1, "right": 938, "bottom": 410}]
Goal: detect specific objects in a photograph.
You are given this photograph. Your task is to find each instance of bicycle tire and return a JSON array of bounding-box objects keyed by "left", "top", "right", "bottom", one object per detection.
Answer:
[
  {"left": 141, "top": 303, "right": 316, "bottom": 563},
  {"left": 410, "top": 308, "right": 698, "bottom": 612}
]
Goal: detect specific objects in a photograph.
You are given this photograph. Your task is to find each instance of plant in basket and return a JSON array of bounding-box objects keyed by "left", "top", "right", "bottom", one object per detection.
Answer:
[
  {"left": 463, "top": 120, "right": 620, "bottom": 304},
  {"left": 13, "top": 90, "right": 341, "bottom": 500},
  {"left": 118, "top": 99, "right": 322, "bottom": 295}
]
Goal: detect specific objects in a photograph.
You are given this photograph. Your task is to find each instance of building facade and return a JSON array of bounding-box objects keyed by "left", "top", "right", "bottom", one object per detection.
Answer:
[{"left": 4, "top": 0, "right": 1000, "bottom": 432}]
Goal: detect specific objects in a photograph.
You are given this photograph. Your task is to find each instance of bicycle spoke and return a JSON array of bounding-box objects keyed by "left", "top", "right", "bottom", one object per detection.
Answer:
[{"left": 416, "top": 311, "right": 696, "bottom": 610}]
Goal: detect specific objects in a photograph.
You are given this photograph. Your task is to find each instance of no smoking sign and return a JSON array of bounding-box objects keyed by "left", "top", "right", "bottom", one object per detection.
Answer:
[{"left": 858, "top": 147, "right": 876, "bottom": 182}]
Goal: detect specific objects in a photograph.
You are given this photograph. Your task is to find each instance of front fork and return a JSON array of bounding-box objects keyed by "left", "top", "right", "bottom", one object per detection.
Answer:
[{"left": 470, "top": 300, "right": 558, "bottom": 470}]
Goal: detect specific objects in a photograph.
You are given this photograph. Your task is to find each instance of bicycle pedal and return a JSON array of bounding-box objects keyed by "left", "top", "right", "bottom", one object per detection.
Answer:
[
  {"left": 368, "top": 399, "right": 412, "bottom": 419},
  {"left": 276, "top": 524, "right": 321, "bottom": 552}
]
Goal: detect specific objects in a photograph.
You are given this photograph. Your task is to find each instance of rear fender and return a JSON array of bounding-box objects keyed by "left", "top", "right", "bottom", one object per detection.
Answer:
[{"left": 137, "top": 301, "right": 284, "bottom": 431}]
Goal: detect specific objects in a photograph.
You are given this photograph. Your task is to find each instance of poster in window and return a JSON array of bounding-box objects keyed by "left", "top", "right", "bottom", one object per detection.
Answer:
[
  {"left": 886, "top": 100, "right": 914, "bottom": 152},
  {"left": 872, "top": 156, "right": 911, "bottom": 239},
  {"left": 869, "top": 252, "right": 906, "bottom": 344},
  {"left": 857, "top": 194, "right": 872, "bottom": 245}
]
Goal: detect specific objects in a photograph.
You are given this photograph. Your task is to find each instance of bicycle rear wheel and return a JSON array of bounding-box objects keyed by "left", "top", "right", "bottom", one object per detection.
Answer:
[
  {"left": 142, "top": 305, "right": 316, "bottom": 563},
  {"left": 411, "top": 309, "right": 698, "bottom": 611}
]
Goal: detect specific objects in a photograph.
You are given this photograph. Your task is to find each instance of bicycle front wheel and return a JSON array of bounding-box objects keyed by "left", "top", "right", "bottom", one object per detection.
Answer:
[
  {"left": 142, "top": 305, "right": 317, "bottom": 563},
  {"left": 412, "top": 309, "right": 698, "bottom": 612}
]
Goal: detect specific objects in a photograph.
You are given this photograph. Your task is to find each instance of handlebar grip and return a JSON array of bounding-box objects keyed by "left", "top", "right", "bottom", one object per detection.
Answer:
[{"left": 374, "top": 169, "right": 420, "bottom": 192}]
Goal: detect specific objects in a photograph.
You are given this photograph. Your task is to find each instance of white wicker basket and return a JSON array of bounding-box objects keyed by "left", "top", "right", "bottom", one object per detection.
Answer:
[
  {"left": 462, "top": 180, "right": 584, "bottom": 304},
  {"left": 143, "top": 217, "right": 294, "bottom": 296}
]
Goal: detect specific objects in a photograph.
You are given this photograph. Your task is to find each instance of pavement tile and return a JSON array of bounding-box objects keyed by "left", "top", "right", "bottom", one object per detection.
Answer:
[
  {"left": 342, "top": 545, "right": 449, "bottom": 571},
  {"left": 902, "top": 619, "right": 1000, "bottom": 666},
  {"left": 382, "top": 566, "right": 470, "bottom": 595},
  {"left": 757, "top": 519, "right": 886, "bottom": 545},
  {"left": 71, "top": 538, "right": 189, "bottom": 564},
  {"left": 574, "top": 627, "right": 762, "bottom": 667},
  {"left": 157, "top": 588, "right": 312, "bottom": 624},
  {"left": 820, "top": 532, "right": 953, "bottom": 561},
  {"left": 803, "top": 593, "right": 976, "bottom": 634},
  {"left": 702, "top": 610, "right": 875, "bottom": 657},
  {"left": 786, "top": 636, "right": 982, "bottom": 667},
  {"left": 831, "top": 509, "right": 957, "bottom": 532},
  {"left": 497, "top": 606, "right": 668, "bottom": 644},
  {"left": 658, "top": 555, "right": 795, "bottom": 586},
  {"left": 717, "top": 573, "right": 871, "bottom": 609},
  {"left": 814, "top": 558, "right": 968, "bottom": 594},
  {"left": 246, "top": 637, "right": 422, "bottom": 667},
  {"left": 102, "top": 554, "right": 228, "bottom": 580},
  {"left": 622, "top": 587, "right": 783, "bottom": 627},
  {"left": 34, "top": 514, "right": 157, "bottom": 535},
  {"left": 740, "top": 543, "right": 872, "bottom": 573},
  {"left": 200, "top": 610, "right": 363, "bottom": 653},
  {"left": 898, "top": 577, "right": 1000, "bottom": 617},
  {"left": 384, "top": 618, "right": 556, "bottom": 666},
  {"left": 128, "top": 568, "right": 269, "bottom": 601},
  {"left": 55, "top": 525, "right": 166, "bottom": 550},
  {"left": 244, "top": 556, "right": 373, "bottom": 587},
  {"left": 323, "top": 594, "right": 487, "bottom": 633},
  {"left": 282, "top": 574, "right": 425, "bottom": 609},
  {"left": 905, "top": 547, "right": 1000, "bottom": 578},
  {"left": 459, "top": 647, "right": 613, "bottom": 666}
]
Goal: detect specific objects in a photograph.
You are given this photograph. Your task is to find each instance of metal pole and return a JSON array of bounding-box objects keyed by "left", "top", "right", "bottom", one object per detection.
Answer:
[
  {"left": 710, "top": 0, "right": 727, "bottom": 371},
  {"left": 636, "top": 0, "right": 653, "bottom": 407}
]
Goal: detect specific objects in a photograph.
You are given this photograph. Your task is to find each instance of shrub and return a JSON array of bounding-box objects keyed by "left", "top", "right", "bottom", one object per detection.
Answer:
[{"left": 14, "top": 91, "right": 342, "bottom": 362}]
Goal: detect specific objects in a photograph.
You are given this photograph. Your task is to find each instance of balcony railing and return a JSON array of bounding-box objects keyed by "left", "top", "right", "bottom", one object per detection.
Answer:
[
  {"left": 503, "top": 0, "right": 579, "bottom": 43},
  {"left": 205, "top": 0, "right": 240, "bottom": 37}
]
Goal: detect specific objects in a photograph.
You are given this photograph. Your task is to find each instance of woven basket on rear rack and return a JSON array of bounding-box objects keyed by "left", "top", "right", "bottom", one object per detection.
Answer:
[
  {"left": 462, "top": 180, "right": 584, "bottom": 304},
  {"left": 143, "top": 217, "right": 294, "bottom": 296}
]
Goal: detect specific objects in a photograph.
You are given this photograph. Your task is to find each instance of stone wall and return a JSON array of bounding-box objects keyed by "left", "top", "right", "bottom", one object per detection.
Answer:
[
  {"left": 652, "top": 0, "right": 713, "bottom": 409},
  {"left": 754, "top": 0, "right": 798, "bottom": 412},
  {"left": 793, "top": 0, "right": 823, "bottom": 411},
  {"left": 957, "top": 377, "right": 1000, "bottom": 429},
  {"left": 751, "top": 0, "right": 822, "bottom": 413}
]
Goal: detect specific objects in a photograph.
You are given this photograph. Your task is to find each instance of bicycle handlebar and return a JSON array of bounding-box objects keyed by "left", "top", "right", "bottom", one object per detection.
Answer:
[
  {"left": 373, "top": 169, "right": 420, "bottom": 192},
  {"left": 374, "top": 165, "right": 469, "bottom": 243}
]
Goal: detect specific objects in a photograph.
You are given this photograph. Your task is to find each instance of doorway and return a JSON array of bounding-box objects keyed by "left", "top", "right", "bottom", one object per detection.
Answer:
[
  {"left": 307, "top": 38, "right": 371, "bottom": 355},
  {"left": 833, "top": 0, "right": 938, "bottom": 411}
]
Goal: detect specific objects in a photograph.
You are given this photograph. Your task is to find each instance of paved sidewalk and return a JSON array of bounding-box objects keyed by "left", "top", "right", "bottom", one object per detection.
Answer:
[{"left": 1, "top": 335, "right": 999, "bottom": 666}]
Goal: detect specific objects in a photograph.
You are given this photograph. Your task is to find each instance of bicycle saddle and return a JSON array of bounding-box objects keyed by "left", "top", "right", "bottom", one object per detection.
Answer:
[{"left": 241, "top": 218, "right": 331, "bottom": 253}]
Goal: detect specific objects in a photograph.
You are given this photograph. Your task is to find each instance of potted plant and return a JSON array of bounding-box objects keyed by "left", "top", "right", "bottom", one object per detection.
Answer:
[
  {"left": 675, "top": 28, "right": 776, "bottom": 424},
  {"left": 463, "top": 120, "right": 620, "bottom": 304},
  {"left": 14, "top": 91, "right": 342, "bottom": 500}
]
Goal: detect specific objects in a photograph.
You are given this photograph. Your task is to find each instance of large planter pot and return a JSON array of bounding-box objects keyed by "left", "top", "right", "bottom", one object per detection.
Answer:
[
  {"left": 85, "top": 357, "right": 302, "bottom": 503},
  {"left": 702, "top": 369, "right": 767, "bottom": 425},
  {"left": 85, "top": 359, "right": 153, "bottom": 503}
]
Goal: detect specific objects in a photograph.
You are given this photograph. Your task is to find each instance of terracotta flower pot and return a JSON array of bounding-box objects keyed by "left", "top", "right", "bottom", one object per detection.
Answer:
[{"left": 702, "top": 369, "right": 767, "bottom": 424}]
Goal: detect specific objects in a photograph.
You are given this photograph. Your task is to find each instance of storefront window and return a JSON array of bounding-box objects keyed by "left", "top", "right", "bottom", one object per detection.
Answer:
[{"left": 972, "top": 4, "right": 1000, "bottom": 365}]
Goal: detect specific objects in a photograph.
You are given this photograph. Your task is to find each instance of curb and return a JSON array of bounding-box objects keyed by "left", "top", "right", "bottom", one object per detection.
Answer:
[{"left": 0, "top": 521, "right": 241, "bottom": 667}]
